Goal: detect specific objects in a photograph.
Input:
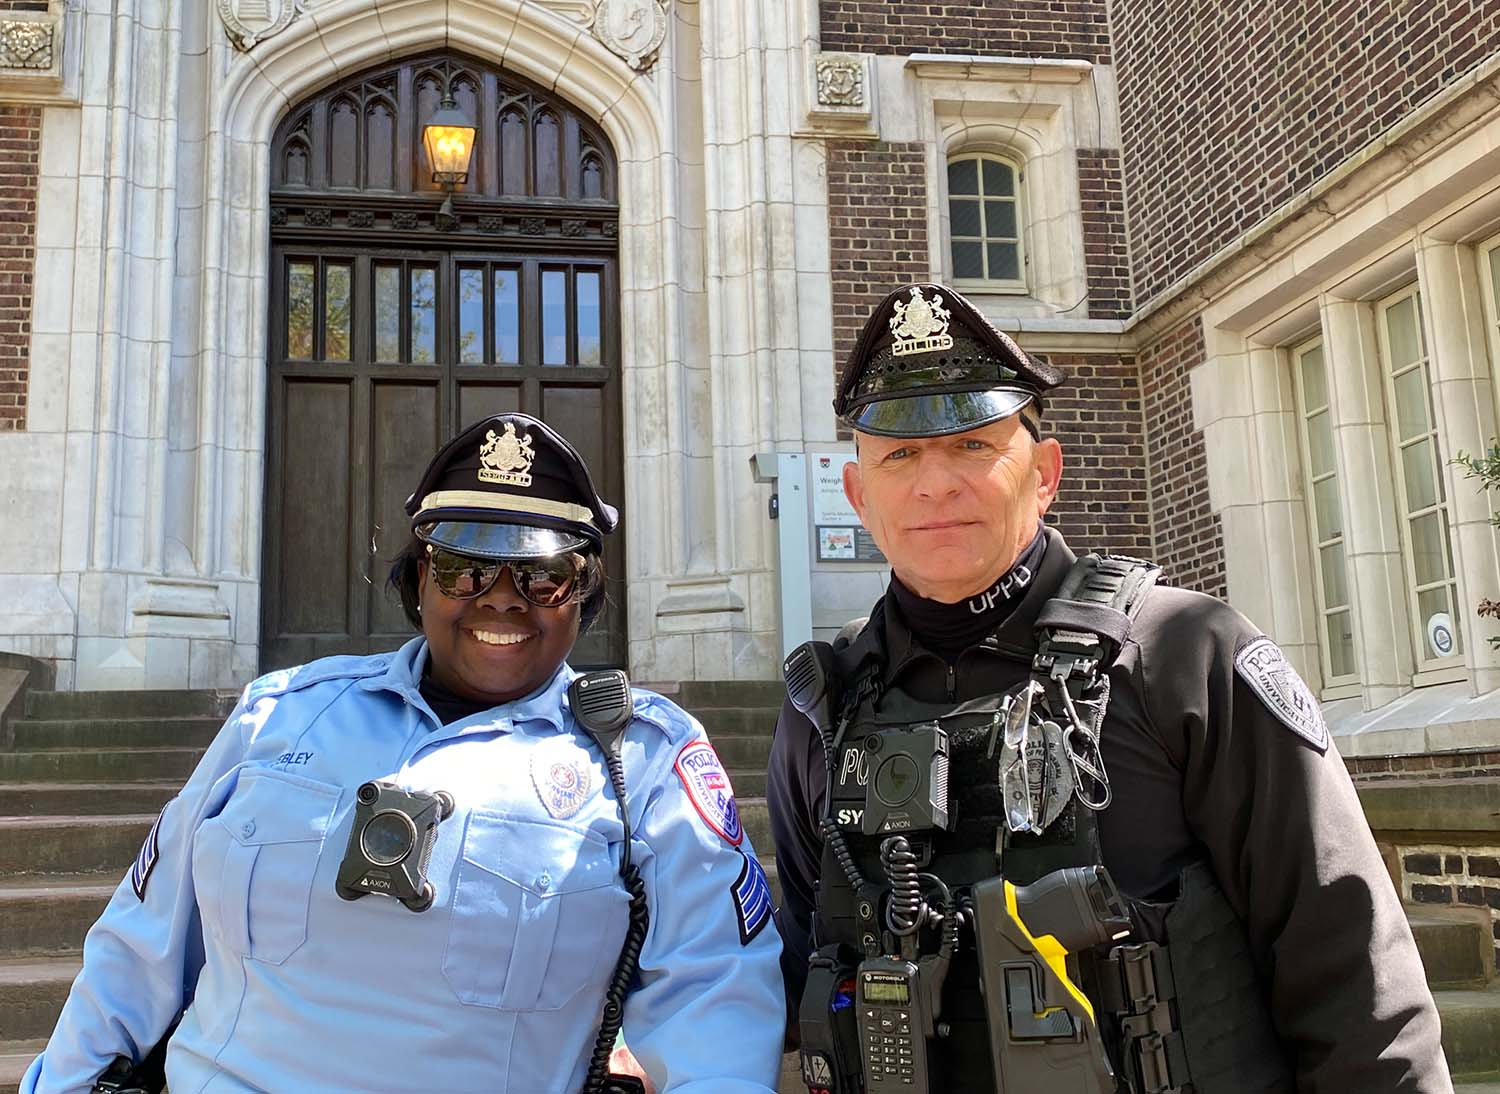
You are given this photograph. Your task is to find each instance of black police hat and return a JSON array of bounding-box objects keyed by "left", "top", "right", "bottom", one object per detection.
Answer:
[
  {"left": 833, "top": 283, "right": 1065, "bottom": 437},
  {"left": 405, "top": 413, "right": 619, "bottom": 560}
]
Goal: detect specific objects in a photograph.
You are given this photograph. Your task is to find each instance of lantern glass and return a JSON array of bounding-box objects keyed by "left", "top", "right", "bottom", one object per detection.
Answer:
[{"left": 422, "top": 104, "right": 476, "bottom": 185}]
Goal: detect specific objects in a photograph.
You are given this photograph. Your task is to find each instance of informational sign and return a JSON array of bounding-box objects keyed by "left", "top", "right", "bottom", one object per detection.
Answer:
[{"left": 810, "top": 451, "right": 886, "bottom": 563}]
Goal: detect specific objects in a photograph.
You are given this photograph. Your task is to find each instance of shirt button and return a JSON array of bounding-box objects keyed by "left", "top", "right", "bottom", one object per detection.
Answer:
[{"left": 241, "top": 820, "right": 256, "bottom": 838}]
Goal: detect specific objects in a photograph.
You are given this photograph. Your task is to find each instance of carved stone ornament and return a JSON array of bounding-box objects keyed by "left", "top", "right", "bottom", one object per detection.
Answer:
[
  {"left": 590, "top": 0, "right": 668, "bottom": 72},
  {"left": 218, "top": 0, "right": 304, "bottom": 52},
  {"left": 0, "top": 19, "right": 53, "bottom": 70},
  {"left": 815, "top": 54, "right": 864, "bottom": 107}
]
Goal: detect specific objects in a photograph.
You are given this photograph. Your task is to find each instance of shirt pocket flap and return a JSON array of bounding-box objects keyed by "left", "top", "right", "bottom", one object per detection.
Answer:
[
  {"left": 221, "top": 769, "right": 341, "bottom": 847},
  {"left": 466, "top": 812, "right": 616, "bottom": 897}
]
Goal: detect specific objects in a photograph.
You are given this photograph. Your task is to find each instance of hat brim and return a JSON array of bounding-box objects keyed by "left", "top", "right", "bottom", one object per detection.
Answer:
[
  {"left": 844, "top": 388, "right": 1035, "bottom": 438},
  {"left": 419, "top": 520, "right": 592, "bottom": 560}
]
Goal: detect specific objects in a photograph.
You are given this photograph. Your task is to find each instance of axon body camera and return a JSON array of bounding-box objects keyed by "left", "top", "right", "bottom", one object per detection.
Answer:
[{"left": 335, "top": 780, "right": 453, "bottom": 912}]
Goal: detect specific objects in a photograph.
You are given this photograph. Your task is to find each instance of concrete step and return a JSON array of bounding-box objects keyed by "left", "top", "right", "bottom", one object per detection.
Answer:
[
  {"left": 1454, "top": 1078, "right": 1500, "bottom": 1093},
  {"left": 0, "top": 747, "right": 203, "bottom": 783},
  {"left": 728, "top": 769, "right": 767, "bottom": 798},
  {"left": 0, "top": 782, "right": 177, "bottom": 817},
  {"left": 0, "top": 957, "right": 81, "bottom": 1042},
  {"left": 0, "top": 815, "right": 154, "bottom": 876},
  {"left": 1437, "top": 984, "right": 1500, "bottom": 1078},
  {"left": 0, "top": 1039, "right": 47, "bottom": 1094},
  {"left": 673, "top": 680, "right": 786, "bottom": 710},
  {"left": 741, "top": 797, "right": 770, "bottom": 851},
  {"left": 0, "top": 874, "right": 118, "bottom": 957},
  {"left": 708, "top": 734, "right": 774, "bottom": 769},
  {"left": 24, "top": 689, "right": 231, "bottom": 721},
  {"left": 1409, "top": 906, "right": 1496, "bottom": 989},
  {"left": 695, "top": 707, "right": 781, "bottom": 737},
  {"left": 9, "top": 716, "right": 221, "bottom": 751}
]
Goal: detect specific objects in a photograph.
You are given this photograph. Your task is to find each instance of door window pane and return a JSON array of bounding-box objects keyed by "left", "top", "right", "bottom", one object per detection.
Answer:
[
  {"left": 287, "top": 262, "right": 315, "bottom": 359},
  {"left": 374, "top": 265, "right": 400, "bottom": 362},
  {"left": 1401, "top": 439, "right": 1440, "bottom": 512},
  {"left": 1384, "top": 295, "right": 1423, "bottom": 368},
  {"left": 1312, "top": 476, "right": 1343, "bottom": 540},
  {"left": 411, "top": 267, "right": 436, "bottom": 364},
  {"left": 1299, "top": 344, "right": 1327, "bottom": 409},
  {"left": 577, "top": 271, "right": 601, "bottom": 366},
  {"left": 458, "top": 267, "right": 484, "bottom": 364},
  {"left": 542, "top": 269, "right": 567, "bottom": 365},
  {"left": 1326, "top": 611, "right": 1355, "bottom": 679},
  {"left": 1319, "top": 542, "right": 1348, "bottom": 609},
  {"left": 1409, "top": 511, "right": 1449, "bottom": 587},
  {"left": 1307, "top": 411, "right": 1335, "bottom": 478},
  {"left": 947, "top": 158, "right": 978, "bottom": 195},
  {"left": 495, "top": 269, "right": 520, "bottom": 363},
  {"left": 982, "top": 158, "right": 1014, "bottom": 196},
  {"left": 950, "top": 199, "right": 981, "bottom": 237},
  {"left": 325, "top": 263, "right": 352, "bottom": 362},
  {"left": 952, "top": 241, "right": 983, "bottom": 279},
  {"left": 985, "top": 200, "right": 1017, "bottom": 239},
  {"left": 1392, "top": 365, "right": 1430, "bottom": 441},
  {"left": 988, "top": 244, "right": 1020, "bottom": 282},
  {"left": 1416, "top": 586, "right": 1461, "bottom": 658}
]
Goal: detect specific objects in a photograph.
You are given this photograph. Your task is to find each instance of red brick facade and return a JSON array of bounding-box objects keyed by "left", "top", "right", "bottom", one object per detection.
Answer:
[
  {"left": 0, "top": 104, "right": 40, "bottom": 432},
  {"left": 1112, "top": 0, "right": 1500, "bottom": 306},
  {"left": 1139, "top": 319, "right": 1224, "bottom": 596},
  {"left": 1044, "top": 354, "right": 1153, "bottom": 557},
  {"left": 820, "top": 0, "right": 1111, "bottom": 63},
  {"left": 826, "top": 140, "right": 929, "bottom": 370},
  {"left": 1077, "top": 149, "right": 1132, "bottom": 320}
]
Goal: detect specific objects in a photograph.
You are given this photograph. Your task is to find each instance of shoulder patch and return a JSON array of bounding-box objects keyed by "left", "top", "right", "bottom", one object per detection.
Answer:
[
  {"left": 674, "top": 739, "right": 744, "bottom": 846},
  {"left": 131, "top": 800, "right": 170, "bottom": 901},
  {"left": 731, "top": 851, "right": 772, "bottom": 945},
  {"left": 1234, "top": 636, "right": 1328, "bottom": 752}
]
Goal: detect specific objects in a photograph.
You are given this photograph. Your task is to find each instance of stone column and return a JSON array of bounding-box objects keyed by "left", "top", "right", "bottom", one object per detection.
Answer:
[
  {"left": 1319, "top": 295, "right": 1412, "bottom": 709},
  {"left": 1414, "top": 236, "right": 1500, "bottom": 694}
]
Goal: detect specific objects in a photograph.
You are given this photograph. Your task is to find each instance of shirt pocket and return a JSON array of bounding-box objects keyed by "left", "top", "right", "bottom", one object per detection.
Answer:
[
  {"left": 443, "top": 811, "right": 627, "bottom": 1011},
  {"left": 191, "top": 768, "right": 341, "bottom": 964}
]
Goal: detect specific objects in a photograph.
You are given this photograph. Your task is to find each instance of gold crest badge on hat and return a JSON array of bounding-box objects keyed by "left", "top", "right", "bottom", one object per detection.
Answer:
[
  {"left": 889, "top": 286, "right": 954, "bottom": 357},
  {"left": 478, "top": 422, "right": 537, "bottom": 488}
]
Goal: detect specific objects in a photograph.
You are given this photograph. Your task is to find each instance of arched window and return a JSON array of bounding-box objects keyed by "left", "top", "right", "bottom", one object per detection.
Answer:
[{"left": 947, "top": 153, "right": 1025, "bottom": 291}]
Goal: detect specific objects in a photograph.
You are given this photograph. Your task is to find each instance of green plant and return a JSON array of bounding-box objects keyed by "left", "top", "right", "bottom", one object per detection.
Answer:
[{"left": 1453, "top": 442, "right": 1500, "bottom": 648}]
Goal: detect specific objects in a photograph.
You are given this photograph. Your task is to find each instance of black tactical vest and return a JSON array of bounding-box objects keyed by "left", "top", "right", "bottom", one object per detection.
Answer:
[{"left": 807, "top": 557, "right": 1296, "bottom": 1094}]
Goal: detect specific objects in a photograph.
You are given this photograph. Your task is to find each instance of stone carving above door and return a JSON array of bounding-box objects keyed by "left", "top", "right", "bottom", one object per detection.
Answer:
[
  {"left": 589, "top": 0, "right": 668, "bottom": 72},
  {"left": 218, "top": 0, "right": 304, "bottom": 52}
]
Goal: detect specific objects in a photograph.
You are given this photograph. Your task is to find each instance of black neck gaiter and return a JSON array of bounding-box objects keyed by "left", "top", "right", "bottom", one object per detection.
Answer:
[
  {"left": 888, "top": 528, "right": 1047, "bottom": 657},
  {"left": 419, "top": 669, "right": 496, "bottom": 726}
]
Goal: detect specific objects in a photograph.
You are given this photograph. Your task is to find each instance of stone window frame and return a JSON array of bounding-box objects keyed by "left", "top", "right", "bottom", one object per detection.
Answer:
[
  {"left": 1289, "top": 334, "right": 1362, "bottom": 698},
  {"left": 1479, "top": 231, "right": 1500, "bottom": 428},
  {"left": 1372, "top": 282, "right": 1468, "bottom": 681},
  {"left": 944, "top": 150, "right": 1028, "bottom": 295}
]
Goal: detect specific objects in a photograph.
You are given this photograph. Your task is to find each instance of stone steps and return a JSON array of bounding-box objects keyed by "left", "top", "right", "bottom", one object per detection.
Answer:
[
  {"left": 0, "top": 957, "right": 82, "bottom": 1043},
  {"left": 0, "top": 747, "right": 203, "bottom": 783},
  {"left": 1438, "top": 984, "right": 1500, "bottom": 1078},
  {"left": 0, "top": 1039, "right": 48, "bottom": 1094},
  {"left": 0, "top": 782, "right": 178, "bottom": 817},
  {"left": 0, "top": 873, "right": 119, "bottom": 957},
  {"left": 0, "top": 815, "right": 156, "bottom": 876},
  {"left": 24, "top": 689, "right": 231, "bottom": 721},
  {"left": 10, "top": 717, "right": 221, "bottom": 751},
  {"left": 1410, "top": 907, "right": 1497, "bottom": 989}
]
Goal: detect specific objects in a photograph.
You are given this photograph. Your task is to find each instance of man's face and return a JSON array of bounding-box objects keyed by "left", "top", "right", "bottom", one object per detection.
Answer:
[{"left": 843, "top": 415, "right": 1063, "bottom": 603}]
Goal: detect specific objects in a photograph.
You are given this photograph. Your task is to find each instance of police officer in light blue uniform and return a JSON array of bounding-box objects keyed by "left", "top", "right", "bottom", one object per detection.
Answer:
[{"left": 24, "top": 413, "right": 785, "bottom": 1094}]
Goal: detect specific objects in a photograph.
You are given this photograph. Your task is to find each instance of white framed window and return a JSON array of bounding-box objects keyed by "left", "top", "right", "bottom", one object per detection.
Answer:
[
  {"left": 1290, "top": 336, "right": 1359, "bottom": 694},
  {"left": 1480, "top": 232, "right": 1500, "bottom": 407},
  {"left": 1375, "top": 285, "right": 1465, "bottom": 678},
  {"left": 946, "top": 153, "right": 1026, "bottom": 293}
]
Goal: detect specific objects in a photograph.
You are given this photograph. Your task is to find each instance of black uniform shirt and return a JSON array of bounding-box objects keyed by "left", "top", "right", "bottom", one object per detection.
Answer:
[{"left": 767, "top": 527, "right": 1449, "bottom": 1091}]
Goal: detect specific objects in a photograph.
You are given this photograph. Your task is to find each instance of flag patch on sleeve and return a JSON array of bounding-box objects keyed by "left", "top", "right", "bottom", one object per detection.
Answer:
[
  {"left": 674, "top": 740, "right": 743, "bottom": 845},
  {"left": 731, "top": 851, "right": 772, "bottom": 945},
  {"left": 131, "top": 801, "right": 169, "bottom": 901}
]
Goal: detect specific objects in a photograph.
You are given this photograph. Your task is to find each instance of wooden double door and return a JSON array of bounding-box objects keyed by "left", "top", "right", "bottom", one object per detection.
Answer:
[{"left": 261, "top": 246, "right": 625, "bottom": 671}]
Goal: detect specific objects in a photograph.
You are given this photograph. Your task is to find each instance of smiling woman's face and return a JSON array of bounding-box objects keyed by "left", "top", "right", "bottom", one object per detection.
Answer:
[
  {"left": 417, "top": 559, "right": 581, "bottom": 705},
  {"left": 843, "top": 416, "right": 1062, "bottom": 604}
]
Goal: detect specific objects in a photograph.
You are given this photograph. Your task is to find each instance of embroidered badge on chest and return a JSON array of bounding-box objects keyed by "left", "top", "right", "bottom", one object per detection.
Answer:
[
  {"left": 531, "top": 745, "right": 594, "bottom": 819},
  {"left": 1234, "top": 636, "right": 1329, "bottom": 752},
  {"left": 674, "top": 739, "right": 743, "bottom": 845}
]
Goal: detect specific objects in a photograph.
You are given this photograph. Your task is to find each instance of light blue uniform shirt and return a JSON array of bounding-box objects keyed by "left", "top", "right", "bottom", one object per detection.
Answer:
[{"left": 24, "top": 639, "right": 784, "bottom": 1093}]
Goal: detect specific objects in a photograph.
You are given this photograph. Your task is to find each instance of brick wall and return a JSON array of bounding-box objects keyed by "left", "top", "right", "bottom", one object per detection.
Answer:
[
  {"left": 1044, "top": 353, "right": 1152, "bottom": 556},
  {"left": 1139, "top": 318, "right": 1224, "bottom": 596},
  {"left": 1112, "top": 0, "right": 1500, "bottom": 307},
  {"left": 1077, "top": 149, "right": 1132, "bottom": 320},
  {"left": 1347, "top": 749, "right": 1500, "bottom": 782},
  {"left": 0, "top": 104, "right": 40, "bottom": 432},
  {"left": 826, "top": 140, "right": 929, "bottom": 372},
  {"left": 820, "top": 0, "right": 1111, "bottom": 62}
]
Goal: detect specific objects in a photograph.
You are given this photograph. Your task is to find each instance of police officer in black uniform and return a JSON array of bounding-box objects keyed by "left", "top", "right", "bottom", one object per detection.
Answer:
[{"left": 767, "top": 284, "right": 1452, "bottom": 1093}]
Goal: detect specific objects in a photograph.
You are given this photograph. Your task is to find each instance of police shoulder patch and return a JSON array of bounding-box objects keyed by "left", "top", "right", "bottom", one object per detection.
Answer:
[
  {"left": 673, "top": 739, "right": 743, "bottom": 846},
  {"left": 1234, "top": 636, "right": 1328, "bottom": 752},
  {"left": 131, "top": 800, "right": 170, "bottom": 901},
  {"left": 731, "top": 851, "right": 772, "bottom": 945}
]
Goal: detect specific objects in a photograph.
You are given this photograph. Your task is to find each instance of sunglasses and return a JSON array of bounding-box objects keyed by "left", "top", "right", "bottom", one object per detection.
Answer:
[{"left": 426, "top": 546, "right": 594, "bottom": 607}]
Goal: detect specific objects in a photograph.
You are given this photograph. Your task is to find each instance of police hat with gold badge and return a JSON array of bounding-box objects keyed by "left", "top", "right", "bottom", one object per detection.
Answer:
[
  {"left": 405, "top": 413, "right": 618, "bottom": 559},
  {"left": 833, "top": 283, "right": 1065, "bottom": 438}
]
